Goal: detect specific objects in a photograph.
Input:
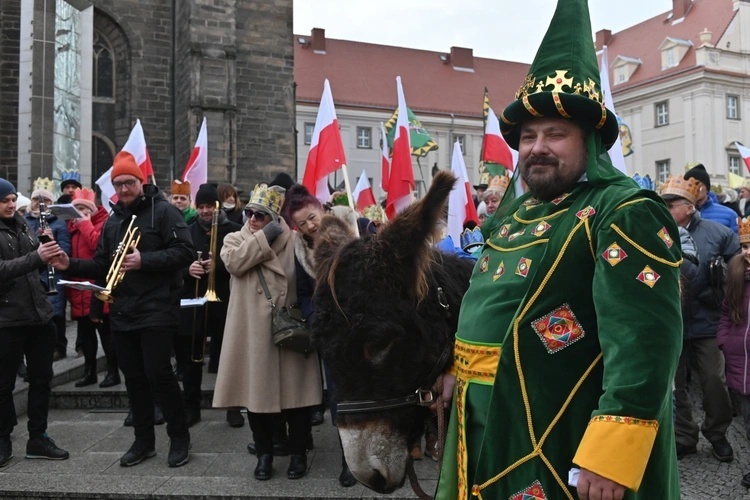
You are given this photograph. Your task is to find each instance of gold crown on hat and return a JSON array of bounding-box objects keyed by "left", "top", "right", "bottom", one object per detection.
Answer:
[
  {"left": 249, "top": 183, "right": 284, "bottom": 216},
  {"left": 171, "top": 180, "right": 191, "bottom": 196},
  {"left": 362, "top": 204, "right": 387, "bottom": 223},
  {"left": 488, "top": 175, "right": 510, "bottom": 192},
  {"left": 740, "top": 217, "right": 750, "bottom": 244},
  {"left": 660, "top": 176, "right": 701, "bottom": 206}
]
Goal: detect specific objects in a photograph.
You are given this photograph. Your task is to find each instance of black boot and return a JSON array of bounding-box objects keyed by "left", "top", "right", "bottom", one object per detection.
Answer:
[
  {"left": 254, "top": 454, "right": 273, "bottom": 480},
  {"left": 75, "top": 369, "right": 97, "bottom": 388},
  {"left": 339, "top": 456, "right": 357, "bottom": 487},
  {"left": 99, "top": 371, "right": 121, "bottom": 388},
  {"left": 287, "top": 453, "right": 307, "bottom": 480}
]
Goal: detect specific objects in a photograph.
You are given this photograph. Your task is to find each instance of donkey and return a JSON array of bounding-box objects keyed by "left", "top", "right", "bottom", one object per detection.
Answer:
[{"left": 311, "top": 171, "right": 474, "bottom": 493}]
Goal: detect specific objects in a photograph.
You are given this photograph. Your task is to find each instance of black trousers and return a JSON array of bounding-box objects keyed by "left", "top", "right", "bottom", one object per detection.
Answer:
[
  {"left": 173, "top": 334, "right": 203, "bottom": 410},
  {"left": 0, "top": 321, "right": 56, "bottom": 439},
  {"left": 249, "top": 407, "right": 312, "bottom": 455},
  {"left": 53, "top": 314, "right": 67, "bottom": 354},
  {"left": 114, "top": 326, "right": 188, "bottom": 444},
  {"left": 77, "top": 316, "right": 118, "bottom": 375}
]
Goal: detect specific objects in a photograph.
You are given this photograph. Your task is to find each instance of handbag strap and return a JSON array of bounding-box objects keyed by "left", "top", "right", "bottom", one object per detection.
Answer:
[{"left": 255, "top": 267, "right": 276, "bottom": 308}]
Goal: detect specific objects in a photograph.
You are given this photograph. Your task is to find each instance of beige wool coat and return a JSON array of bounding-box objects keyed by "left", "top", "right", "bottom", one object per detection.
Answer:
[{"left": 212, "top": 220, "right": 322, "bottom": 413}]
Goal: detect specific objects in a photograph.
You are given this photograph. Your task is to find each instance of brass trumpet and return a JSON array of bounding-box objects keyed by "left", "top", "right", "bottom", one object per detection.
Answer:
[
  {"left": 192, "top": 201, "right": 221, "bottom": 362},
  {"left": 95, "top": 215, "right": 141, "bottom": 304}
]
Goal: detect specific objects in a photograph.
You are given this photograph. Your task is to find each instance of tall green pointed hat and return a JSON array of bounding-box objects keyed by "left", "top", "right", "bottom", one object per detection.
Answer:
[{"left": 499, "top": 0, "right": 619, "bottom": 150}]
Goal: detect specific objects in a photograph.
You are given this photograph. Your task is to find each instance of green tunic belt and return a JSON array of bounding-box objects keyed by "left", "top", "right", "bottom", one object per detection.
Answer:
[{"left": 436, "top": 182, "right": 682, "bottom": 499}]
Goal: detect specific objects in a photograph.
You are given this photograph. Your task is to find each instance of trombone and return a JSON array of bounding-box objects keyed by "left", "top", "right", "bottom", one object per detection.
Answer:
[
  {"left": 95, "top": 215, "right": 141, "bottom": 304},
  {"left": 192, "top": 201, "right": 221, "bottom": 362}
]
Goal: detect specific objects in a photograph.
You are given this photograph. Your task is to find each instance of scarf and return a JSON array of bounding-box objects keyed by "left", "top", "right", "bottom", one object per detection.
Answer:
[{"left": 294, "top": 232, "right": 316, "bottom": 279}]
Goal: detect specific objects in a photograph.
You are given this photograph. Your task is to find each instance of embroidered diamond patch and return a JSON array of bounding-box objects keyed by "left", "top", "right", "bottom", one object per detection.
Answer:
[
  {"left": 602, "top": 242, "right": 628, "bottom": 266},
  {"left": 637, "top": 265, "right": 660, "bottom": 288},
  {"left": 508, "top": 229, "right": 525, "bottom": 242},
  {"left": 658, "top": 227, "right": 673, "bottom": 248},
  {"left": 523, "top": 197, "right": 541, "bottom": 207},
  {"left": 493, "top": 261, "right": 505, "bottom": 281},
  {"left": 479, "top": 255, "right": 490, "bottom": 273},
  {"left": 531, "top": 221, "right": 551, "bottom": 237},
  {"left": 531, "top": 304, "right": 585, "bottom": 354},
  {"left": 576, "top": 206, "right": 596, "bottom": 220},
  {"left": 551, "top": 193, "right": 570, "bottom": 205},
  {"left": 498, "top": 224, "right": 511, "bottom": 238},
  {"left": 515, "top": 257, "right": 532, "bottom": 278},
  {"left": 509, "top": 479, "right": 547, "bottom": 500}
]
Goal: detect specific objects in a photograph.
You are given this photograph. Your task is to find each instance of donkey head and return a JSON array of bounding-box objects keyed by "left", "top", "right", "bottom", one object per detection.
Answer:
[{"left": 312, "top": 171, "right": 472, "bottom": 493}]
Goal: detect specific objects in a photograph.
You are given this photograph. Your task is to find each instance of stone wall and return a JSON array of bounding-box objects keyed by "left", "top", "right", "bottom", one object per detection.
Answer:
[{"left": 0, "top": 0, "right": 20, "bottom": 185}]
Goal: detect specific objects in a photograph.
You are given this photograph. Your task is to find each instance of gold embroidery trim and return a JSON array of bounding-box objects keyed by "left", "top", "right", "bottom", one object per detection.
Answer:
[
  {"left": 485, "top": 239, "right": 549, "bottom": 252},
  {"left": 514, "top": 208, "right": 569, "bottom": 224},
  {"left": 610, "top": 224, "right": 681, "bottom": 268}
]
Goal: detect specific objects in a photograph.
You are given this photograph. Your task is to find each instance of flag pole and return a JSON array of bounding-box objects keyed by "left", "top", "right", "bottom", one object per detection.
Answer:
[
  {"left": 340, "top": 164, "right": 360, "bottom": 237},
  {"left": 150, "top": 175, "right": 157, "bottom": 186}
]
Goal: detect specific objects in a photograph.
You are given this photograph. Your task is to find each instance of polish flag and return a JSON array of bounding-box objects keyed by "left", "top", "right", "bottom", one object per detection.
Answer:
[
  {"left": 352, "top": 169, "right": 377, "bottom": 211},
  {"left": 736, "top": 142, "right": 750, "bottom": 174},
  {"left": 302, "top": 79, "right": 347, "bottom": 202},
  {"left": 380, "top": 122, "right": 390, "bottom": 192},
  {"left": 182, "top": 118, "right": 208, "bottom": 201},
  {"left": 482, "top": 106, "right": 515, "bottom": 171},
  {"left": 96, "top": 167, "right": 117, "bottom": 209},
  {"left": 386, "top": 76, "right": 414, "bottom": 218},
  {"left": 121, "top": 119, "right": 154, "bottom": 180},
  {"left": 448, "top": 140, "right": 479, "bottom": 244}
]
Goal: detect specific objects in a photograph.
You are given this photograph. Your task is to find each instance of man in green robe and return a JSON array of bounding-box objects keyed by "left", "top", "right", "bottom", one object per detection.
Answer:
[{"left": 435, "top": 1, "right": 683, "bottom": 499}]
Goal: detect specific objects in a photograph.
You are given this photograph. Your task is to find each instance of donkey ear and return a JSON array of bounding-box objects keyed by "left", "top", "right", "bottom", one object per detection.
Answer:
[
  {"left": 313, "top": 214, "right": 358, "bottom": 282},
  {"left": 375, "top": 170, "right": 457, "bottom": 301}
]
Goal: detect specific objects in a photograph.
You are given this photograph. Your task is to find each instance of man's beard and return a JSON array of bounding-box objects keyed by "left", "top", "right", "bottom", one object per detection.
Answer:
[{"left": 521, "top": 155, "right": 586, "bottom": 201}]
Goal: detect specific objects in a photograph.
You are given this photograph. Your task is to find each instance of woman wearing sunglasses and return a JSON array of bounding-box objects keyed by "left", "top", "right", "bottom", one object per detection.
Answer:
[{"left": 212, "top": 180, "right": 322, "bottom": 482}]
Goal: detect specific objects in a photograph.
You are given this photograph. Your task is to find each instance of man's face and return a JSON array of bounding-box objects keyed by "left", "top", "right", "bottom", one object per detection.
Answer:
[
  {"left": 666, "top": 197, "right": 694, "bottom": 228},
  {"left": 197, "top": 203, "right": 215, "bottom": 223},
  {"left": 112, "top": 175, "right": 143, "bottom": 206},
  {"left": 518, "top": 117, "right": 588, "bottom": 201},
  {"left": 171, "top": 194, "right": 191, "bottom": 211},
  {"left": 740, "top": 187, "right": 750, "bottom": 200},
  {"left": 30, "top": 196, "right": 53, "bottom": 212},
  {"left": 62, "top": 184, "right": 76, "bottom": 195},
  {"left": 0, "top": 194, "right": 16, "bottom": 219},
  {"left": 693, "top": 181, "right": 708, "bottom": 206}
]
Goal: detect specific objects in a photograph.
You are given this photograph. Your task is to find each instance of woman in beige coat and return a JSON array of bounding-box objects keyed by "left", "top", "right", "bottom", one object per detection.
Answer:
[{"left": 212, "top": 182, "right": 322, "bottom": 482}]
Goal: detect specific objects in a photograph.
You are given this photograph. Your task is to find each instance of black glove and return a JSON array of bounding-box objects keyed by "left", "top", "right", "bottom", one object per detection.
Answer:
[{"left": 262, "top": 221, "right": 283, "bottom": 244}]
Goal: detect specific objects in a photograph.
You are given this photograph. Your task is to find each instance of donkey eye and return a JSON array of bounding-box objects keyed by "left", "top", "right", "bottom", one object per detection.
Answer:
[{"left": 363, "top": 338, "right": 397, "bottom": 366}]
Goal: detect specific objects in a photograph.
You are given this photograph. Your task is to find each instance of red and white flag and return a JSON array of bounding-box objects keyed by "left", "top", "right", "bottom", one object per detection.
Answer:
[
  {"left": 182, "top": 118, "right": 208, "bottom": 201},
  {"left": 121, "top": 119, "right": 154, "bottom": 180},
  {"left": 302, "top": 79, "right": 347, "bottom": 202},
  {"left": 96, "top": 167, "right": 117, "bottom": 209},
  {"left": 380, "top": 122, "right": 390, "bottom": 192},
  {"left": 482, "top": 106, "right": 515, "bottom": 171},
  {"left": 386, "top": 76, "right": 414, "bottom": 218},
  {"left": 352, "top": 169, "right": 377, "bottom": 211},
  {"left": 736, "top": 142, "right": 750, "bottom": 174},
  {"left": 448, "top": 140, "right": 479, "bottom": 244}
]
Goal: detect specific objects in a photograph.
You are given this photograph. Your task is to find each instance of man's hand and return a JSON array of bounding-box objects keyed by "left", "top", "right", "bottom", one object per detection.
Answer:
[
  {"left": 577, "top": 468, "right": 625, "bottom": 500},
  {"left": 121, "top": 247, "right": 142, "bottom": 271},
  {"left": 37, "top": 241, "right": 62, "bottom": 263},
  {"left": 189, "top": 260, "right": 205, "bottom": 279},
  {"left": 429, "top": 373, "right": 455, "bottom": 412}
]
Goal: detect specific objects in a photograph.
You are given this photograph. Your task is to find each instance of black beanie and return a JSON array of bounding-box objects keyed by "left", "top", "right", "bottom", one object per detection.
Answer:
[
  {"left": 684, "top": 164, "right": 710, "bottom": 191},
  {"left": 195, "top": 183, "right": 220, "bottom": 207},
  {"left": 269, "top": 172, "right": 295, "bottom": 191}
]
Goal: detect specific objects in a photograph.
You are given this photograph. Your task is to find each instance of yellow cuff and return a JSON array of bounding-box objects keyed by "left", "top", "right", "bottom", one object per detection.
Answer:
[
  {"left": 447, "top": 362, "right": 458, "bottom": 377},
  {"left": 573, "top": 415, "right": 658, "bottom": 491}
]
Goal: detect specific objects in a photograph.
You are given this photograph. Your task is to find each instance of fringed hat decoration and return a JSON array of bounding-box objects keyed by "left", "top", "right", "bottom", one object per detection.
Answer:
[
  {"left": 499, "top": 0, "right": 619, "bottom": 150},
  {"left": 460, "top": 227, "right": 485, "bottom": 253},
  {"left": 659, "top": 176, "right": 701, "bottom": 205},
  {"left": 632, "top": 173, "right": 655, "bottom": 191},
  {"left": 739, "top": 217, "right": 750, "bottom": 244},
  {"left": 171, "top": 179, "right": 191, "bottom": 197},
  {"left": 71, "top": 187, "right": 97, "bottom": 213},
  {"left": 247, "top": 183, "right": 285, "bottom": 220}
]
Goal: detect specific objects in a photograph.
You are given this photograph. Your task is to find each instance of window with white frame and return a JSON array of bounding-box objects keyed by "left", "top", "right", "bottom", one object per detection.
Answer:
[
  {"left": 729, "top": 155, "right": 742, "bottom": 176},
  {"left": 454, "top": 134, "right": 466, "bottom": 155},
  {"left": 616, "top": 66, "right": 626, "bottom": 84},
  {"left": 304, "top": 123, "right": 314, "bottom": 145},
  {"left": 655, "top": 101, "right": 669, "bottom": 127},
  {"left": 356, "top": 127, "right": 372, "bottom": 149},
  {"left": 727, "top": 95, "right": 740, "bottom": 120},
  {"left": 665, "top": 48, "right": 676, "bottom": 68},
  {"left": 656, "top": 159, "right": 671, "bottom": 183}
]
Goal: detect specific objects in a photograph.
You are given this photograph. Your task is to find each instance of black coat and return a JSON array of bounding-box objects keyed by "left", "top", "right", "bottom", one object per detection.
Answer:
[
  {"left": 0, "top": 213, "right": 54, "bottom": 327},
  {"left": 67, "top": 185, "right": 196, "bottom": 332},
  {"left": 178, "top": 216, "right": 241, "bottom": 337}
]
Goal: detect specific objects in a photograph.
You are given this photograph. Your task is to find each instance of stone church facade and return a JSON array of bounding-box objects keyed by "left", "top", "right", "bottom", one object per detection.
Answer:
[{"left": 0, "top": 0, "right": 295, "bottom": 195}]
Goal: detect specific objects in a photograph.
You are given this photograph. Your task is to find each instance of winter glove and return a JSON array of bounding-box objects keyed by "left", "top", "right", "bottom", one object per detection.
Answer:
[
  {"left": 262, "top": 221, "right": 283, "bottom": 244},
  {"left": 678, "top": 226, "right": 699, "bottom": 265}
]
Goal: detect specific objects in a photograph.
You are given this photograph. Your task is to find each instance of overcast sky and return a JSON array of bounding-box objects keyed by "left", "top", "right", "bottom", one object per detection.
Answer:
[{"left": 294, "top": 0, "right": 675, "bottom": 64}]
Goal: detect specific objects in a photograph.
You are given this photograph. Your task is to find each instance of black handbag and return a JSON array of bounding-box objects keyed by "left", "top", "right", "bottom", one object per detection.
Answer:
[{"left": 256, "top": 268, "right": 312, "bottom": 354}]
